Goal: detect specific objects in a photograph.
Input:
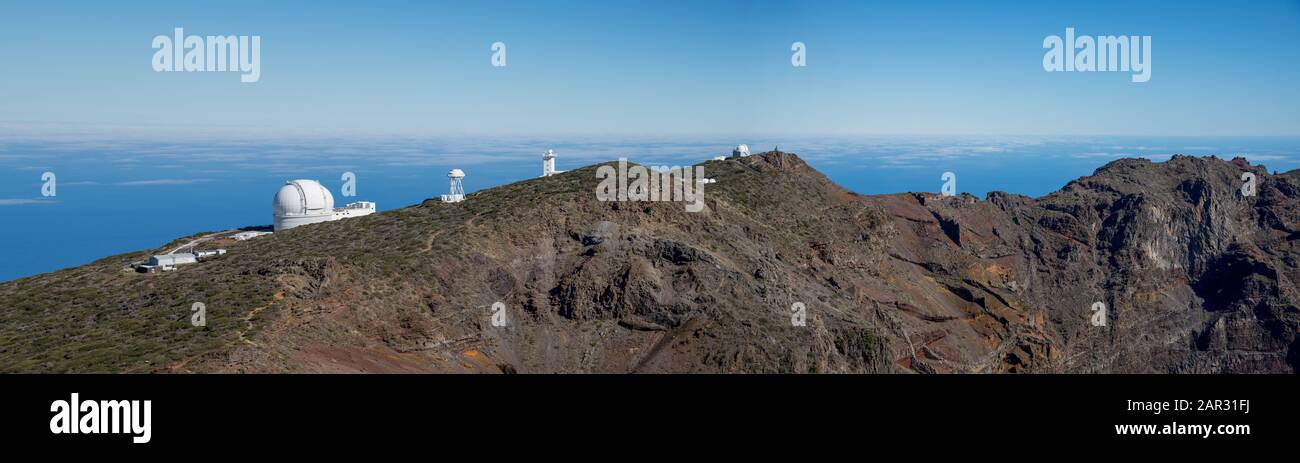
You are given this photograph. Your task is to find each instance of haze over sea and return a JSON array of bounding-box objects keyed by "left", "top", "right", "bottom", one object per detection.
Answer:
[{"left": 2, "top": 135, "right": 1298, "bottom": 282}]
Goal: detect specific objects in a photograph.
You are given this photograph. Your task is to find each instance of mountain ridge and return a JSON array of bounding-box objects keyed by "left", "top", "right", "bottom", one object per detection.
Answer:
[{"left": 1, "top": 151, "right": 1296, "bottom": 373}]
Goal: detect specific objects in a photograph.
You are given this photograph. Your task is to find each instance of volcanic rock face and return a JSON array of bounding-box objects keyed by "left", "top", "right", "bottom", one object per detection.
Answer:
[
  {"left": 1, "top": 152, "right": 1296, "bottom": 373},
  {"left": 874, "top": 156, "right": 1299, "bottom": 373}
]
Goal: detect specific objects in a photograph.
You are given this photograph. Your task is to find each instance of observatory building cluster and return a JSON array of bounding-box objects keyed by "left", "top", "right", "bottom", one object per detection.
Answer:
[{"left": 134, "top": 146, "right": 741, "bottom": 274}]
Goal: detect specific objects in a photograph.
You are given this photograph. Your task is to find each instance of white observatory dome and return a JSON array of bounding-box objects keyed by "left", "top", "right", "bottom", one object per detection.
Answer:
[
  {"left": 732, "top": 144, "right": 750, "bottom": 158},
  {"left": 448, "top": 169, "right": 465, "bottom": 178},
  {"left": 273, "top": 179, "right": 336, "bottom": 231}
]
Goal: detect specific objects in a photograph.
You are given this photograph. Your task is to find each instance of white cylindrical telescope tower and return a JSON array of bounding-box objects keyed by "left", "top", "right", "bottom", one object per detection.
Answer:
[{"left": 542, "top": 149, "right": 558, "bottom": 177}]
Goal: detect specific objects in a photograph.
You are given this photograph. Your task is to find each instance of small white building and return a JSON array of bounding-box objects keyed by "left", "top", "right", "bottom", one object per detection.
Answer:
[
  {"left": 194, "top": 249, "right": 227, "bottom": 259},
  {"left": 333, "top": 201, "right": 376, "bottom": 218},
  {"left": 138, "top": 248, "right": 226, "bottom": 273},
  {"left": 137, "top": 253, "right": 197, "bottom": 272},
  {"left": 730, "top": 144, "right": 750, "bottom": 158},
  {"left": 149, "top": 253, "right": 197, "bottom": 268}
]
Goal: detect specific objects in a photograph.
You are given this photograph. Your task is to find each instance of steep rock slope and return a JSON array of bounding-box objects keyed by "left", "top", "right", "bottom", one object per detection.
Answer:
[{"left": 870, "top": 156, "right": 1299, "bottom": 373}]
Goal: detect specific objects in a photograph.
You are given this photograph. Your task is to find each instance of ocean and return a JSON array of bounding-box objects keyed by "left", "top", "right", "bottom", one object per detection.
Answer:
[{"left": 2, "top": 135, "right": 1298, "bottom": 282}]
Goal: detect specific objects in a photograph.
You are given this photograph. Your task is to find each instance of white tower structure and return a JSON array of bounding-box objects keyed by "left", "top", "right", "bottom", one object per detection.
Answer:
[
  {"left": 273, "top": 179, "right": 336, "bottom": 231},
  {"left": 542, "top": 149, "right": 563, "bottom": 177},
  {"left": 731, "top": 144, "right": 751, "bottom": 158},
  {"left": 442, "top": 169, "right": 465, "bottom": 203}
]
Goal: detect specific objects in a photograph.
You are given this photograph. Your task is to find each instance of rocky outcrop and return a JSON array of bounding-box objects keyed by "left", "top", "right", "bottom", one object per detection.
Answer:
[{"left": 869, "top": 155, "right": 1299, "bottom": 373}]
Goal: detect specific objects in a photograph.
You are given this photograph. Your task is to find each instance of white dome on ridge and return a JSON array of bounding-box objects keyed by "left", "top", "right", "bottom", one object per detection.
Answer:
[
  {"left": 273, "top": 179, "right": 336, "bottom": 231},
  {"left": 274, "top": 179, "right": 334, "bottom": 216}
]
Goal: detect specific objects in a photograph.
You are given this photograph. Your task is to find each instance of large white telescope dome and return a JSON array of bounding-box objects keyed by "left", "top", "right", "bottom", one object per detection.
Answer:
[{"left": 273, "top": 179, "right": 336, "bottom": 231}]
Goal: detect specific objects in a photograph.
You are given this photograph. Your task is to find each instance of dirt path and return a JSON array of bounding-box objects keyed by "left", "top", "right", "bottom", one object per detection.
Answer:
[
  {"left": 166, "top": 230, "right": 231, "bottom": 254},
  {"left": 420, "top": 229, "right": 446, "bottom": 253},
  {"left": 237, "top": 291, "right": 285, "bottom": 347},
  {"left": 164, "top": 290, "right": 285, "bottom": 372}
]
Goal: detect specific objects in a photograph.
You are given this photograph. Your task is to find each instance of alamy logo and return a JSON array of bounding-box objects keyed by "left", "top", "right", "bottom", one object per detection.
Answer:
[
  {"left": 596, "top": 158, "right": 706, "bottom": 212},
  {"left": 152, "top": 28, "right": 261, "bottom": 83},
  {"left": 191, "top": 302, "right": 206, "bottom": 327},
  {"left": 41, "top": 171, "right": 56, "bottom": 197},
  {"left": 791, "top": 302, "right": 807, "bottom": 327},
  {"left": 940, "top": 172, "right": 957, "bottom": 197},
  {"left": 50, "top": 393, "right": 152, "bottom": 444},
  {"left": 491, "top": 41, "right": 507, "bottom": 67},
  {"left": 1090, "top": 301, "right": 1107, "bottom": 327},
  {"left": 1241, "top": 172, "right": 1257, "bottom": 197},
  {"left": 1043, "top": 27, "right": 1151, "bottom": 83},
  {"left": 490, "top": 301, "right": 508, "bottom": 327},
  {"left": 342, "top": 172, "right": 357, "bottom": 197}
]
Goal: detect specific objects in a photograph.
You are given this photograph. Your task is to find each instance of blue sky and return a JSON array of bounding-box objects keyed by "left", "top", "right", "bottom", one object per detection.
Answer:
[
  {"left": 1, "top": 0, "right": 1297, "bottom": 137},
  {"left": 3, "top": 1, "right": 1300, "bottom": 281}
]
